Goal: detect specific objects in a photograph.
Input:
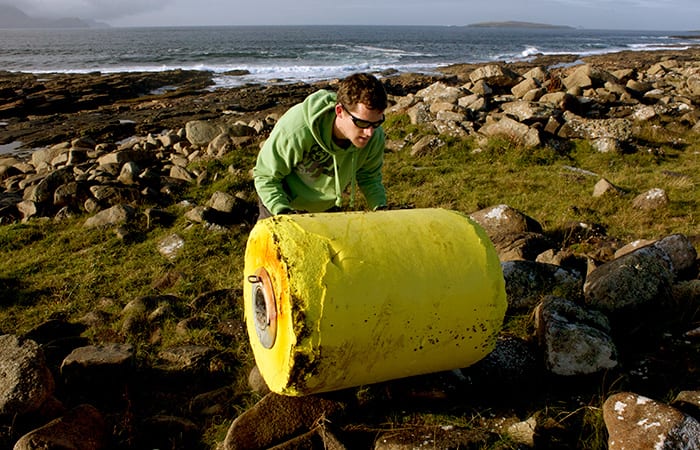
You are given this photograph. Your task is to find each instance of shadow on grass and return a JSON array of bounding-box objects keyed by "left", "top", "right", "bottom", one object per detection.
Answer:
[{"left": 0, "top": 276, "right": 51, "bottom": 308}]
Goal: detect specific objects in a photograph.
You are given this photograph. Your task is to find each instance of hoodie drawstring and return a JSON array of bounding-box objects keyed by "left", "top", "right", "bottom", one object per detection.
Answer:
[
  {"left": 350, "top": 153, "right": 357, "bottom": 209},
  {"left": 332, "top": 156, "right": 343, "bottom": 208}
]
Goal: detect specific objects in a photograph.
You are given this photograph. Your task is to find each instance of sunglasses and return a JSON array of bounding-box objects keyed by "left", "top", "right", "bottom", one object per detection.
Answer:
[{"left": 341, "top": 104, "right": 385, "bottom": 129}]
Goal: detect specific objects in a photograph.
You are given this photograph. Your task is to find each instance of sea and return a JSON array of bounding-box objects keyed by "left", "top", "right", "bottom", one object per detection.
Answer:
[{"left": 1, "top": 25, "right": 698, "bottom": 89}]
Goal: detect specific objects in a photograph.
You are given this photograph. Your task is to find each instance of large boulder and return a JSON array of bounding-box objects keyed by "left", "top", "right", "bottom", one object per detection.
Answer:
[
  {"left": 534, "top": 296, "right": 617, "bottom": 375},
  {"left": 583, "top": 245, "right": 674, "bottom": 321},
  {"left": 603, "top": 392, "right": 700, "bottom": 450},
  {"left": 0, "top": 335, "right": 55, "bottom": 416}
]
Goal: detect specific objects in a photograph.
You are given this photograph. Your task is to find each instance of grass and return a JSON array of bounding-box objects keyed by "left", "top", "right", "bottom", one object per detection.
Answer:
[{"left": 0, "top": 112, "right": 698, "bottom": 448}]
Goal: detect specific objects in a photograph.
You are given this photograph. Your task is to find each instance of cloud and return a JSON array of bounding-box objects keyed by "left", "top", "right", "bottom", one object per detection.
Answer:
[{"left": 8, "top": 0, "right": 171, "bottom": 21}]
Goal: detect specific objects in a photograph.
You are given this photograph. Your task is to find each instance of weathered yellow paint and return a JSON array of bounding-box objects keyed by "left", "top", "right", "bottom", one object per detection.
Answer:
[{"left": 243, "top": 208, "right": 507, "bottom": 396}]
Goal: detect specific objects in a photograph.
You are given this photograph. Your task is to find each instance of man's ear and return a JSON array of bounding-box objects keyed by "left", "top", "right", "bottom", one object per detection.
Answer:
[{"left": 334, "top": 103, "right": 344, "bottom": 116}]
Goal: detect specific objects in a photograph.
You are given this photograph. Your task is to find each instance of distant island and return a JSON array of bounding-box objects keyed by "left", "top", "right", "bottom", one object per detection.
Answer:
[
  {"left": 467, "top": 21, "right": 574, "bottom": 29},
  {"left": 0, "top": 5, "right": 108, "bottom": 29}
]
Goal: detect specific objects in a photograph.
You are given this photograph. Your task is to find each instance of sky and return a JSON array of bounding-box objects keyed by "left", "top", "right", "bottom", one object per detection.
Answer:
[{"left": 5, "top": 0, "right": 700, "bottom": 30}]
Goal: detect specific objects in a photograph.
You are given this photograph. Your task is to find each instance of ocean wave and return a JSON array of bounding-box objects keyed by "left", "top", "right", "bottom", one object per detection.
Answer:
[{"left": 1, "top": 26, "right": 692, "bottom": 86}]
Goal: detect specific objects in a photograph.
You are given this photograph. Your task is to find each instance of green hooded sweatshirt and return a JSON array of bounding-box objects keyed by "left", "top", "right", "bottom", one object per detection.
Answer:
[{"left": 253, "top": 89, "right": 387, "bottom": 215}]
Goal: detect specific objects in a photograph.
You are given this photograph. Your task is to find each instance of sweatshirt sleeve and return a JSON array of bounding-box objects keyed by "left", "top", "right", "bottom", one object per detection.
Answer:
[
  {"left": 355, "top": 130, "right": 387, "bottom": 210},
  {"left": 253, "top": 127, "right": 302, "bottom": 215}
]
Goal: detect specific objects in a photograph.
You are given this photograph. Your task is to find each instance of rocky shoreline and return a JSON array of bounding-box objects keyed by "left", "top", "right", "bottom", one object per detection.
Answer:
[{"left": 0, "top": 47, "right": 699, "bottom": 449}]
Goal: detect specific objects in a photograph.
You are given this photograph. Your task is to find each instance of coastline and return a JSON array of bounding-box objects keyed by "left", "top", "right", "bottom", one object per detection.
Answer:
[{"left": 2, "top": 45, "right": 700, "bottom": 154}]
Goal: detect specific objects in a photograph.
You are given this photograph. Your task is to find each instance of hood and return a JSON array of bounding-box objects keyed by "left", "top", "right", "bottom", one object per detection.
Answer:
[{"left": 302, "top": 89, "right": 342, "bottom": 155}]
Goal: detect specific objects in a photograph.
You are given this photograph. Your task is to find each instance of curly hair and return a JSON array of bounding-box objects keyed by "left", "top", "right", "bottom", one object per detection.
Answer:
[{"left": 336, "top": 73, "right": 388, "bottom": 111}]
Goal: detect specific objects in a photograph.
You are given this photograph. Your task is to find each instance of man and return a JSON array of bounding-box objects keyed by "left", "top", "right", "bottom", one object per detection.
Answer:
[{"left": 253, "top": 73, "right": 388, "bottom": 219}]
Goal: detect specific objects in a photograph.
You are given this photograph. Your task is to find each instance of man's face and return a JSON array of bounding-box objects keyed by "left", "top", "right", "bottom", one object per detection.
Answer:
[{"left": 334, "top": 103, "right": 385, "bottom": 149}]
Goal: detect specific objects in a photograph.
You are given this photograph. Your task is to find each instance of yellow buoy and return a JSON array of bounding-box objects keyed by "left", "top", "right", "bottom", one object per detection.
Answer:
[{"left": 243, "top": 208, "right": 506, "bottom": 396}]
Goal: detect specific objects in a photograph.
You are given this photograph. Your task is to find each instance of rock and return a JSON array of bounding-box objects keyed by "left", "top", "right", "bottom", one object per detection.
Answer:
[
  {"left": 410, "top": 135, "right": 446, "bottom": 157},
  {"left": 534, "top": 296, "right": 618, "bottom": 375},
  {"left": 558, "top": 113, "right": 633, "bottom": 142},
  {"left": 157, "top": 345, "right": 215, "bottom": 372},
  {"left": 501, "top": 100, "right": 558, "bottom": 123},
  {"left": 511, "top": 77, "right": 540, "bottom": 99},
  {"left": 460, "top": 335, "right": 540, "bottom": 393},
  {"left": 469, "top": 64, "right": 522, "bottom": 88},
  {"left": 507, "top": 416, "right": 537, "bottom": 447},
  {"left": 490, "top": 231, "right": 555, "bottom": 262},
  {"left": 248, "top": 365, "right": 271, "bottom": 396},
  {"left": 223, "top": 393, "right": 346, "bottom": 450},
  {"left": 157, "top": 233, "right": 185, "bottom": 260},
  {"left": 207, "top": 132, "right": 236, "bottom": 157},
  {"left": 0, "top": 335, "right": 55, "bottom": 416},
  {"left": 603, "top": 392, "right": 700, "bottom": 450},
  {"left": 502, "top": 260, "right": 583, "bottom": 310},
  {"left": 189, "top": 385, "right": 238, "bottom": 416},
  {"left": 137, "top": 415, "right": 199, "bottom": 449},
  {"left": 30, "top": 144, "right": 67, "bottom": 170},
  {"left": 653, "top": 234, "right": 698, "bottom": 278},
  {"left": 632, "top": 187, "right": 669, "bottom": 210},
  {"left": 117, "top": 161, "right": 140, "bottom": 185},
  {"left": 562, "top": 64, "right": 617, "bottom": 91},
  {"left": 593, "top": 178, "right": 624, "bottom": 197},
  {"left": 583, "top": 244, "right": 674, "bottom": 320},
  {"left": 591, "top": 137, "right": 623, "bottom": 153},
  {"left": 169, "top": 165, "right": 194, "bottom": 182},
  {"left": 470, "top": 204, "right": 543, "bottom": 237},
  {"left": 672, "top": 391, "right": 700, "bottom": 419},
  {"left": 60, "top": 343, "right": 135, "bottom": 390},
  {"left": 207, "top": 191, "right": 238, "bottom": 213},
  {"left": 478, "top": 116, "right": 541, "bottom": 148},
  {"left": 406, "top": 102, "right": 432, "bottom": 125},
  {"left": 16, "top": 199, "right": 40, "bottom": 221},
  {"left": 83, "top": 204, "right": 136, "bottom": 228},
  {"left": 614, "top": 238, "right": 656, "bottom": 258},
  {"left": 13, "top": 404, "right": 107, "bottom": 450},
  {"left": 185, "top": 119, "right": 223, "bottom": 146},
  {"left": 415, "top": 81, "right": 464, "bottom": 103}
]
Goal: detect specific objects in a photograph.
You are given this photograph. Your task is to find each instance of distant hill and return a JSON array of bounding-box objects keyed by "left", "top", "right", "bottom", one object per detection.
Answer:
[
  {"left": 0, "top": 4, "right": 108, "bottom": 28},
  {"left": 467, "top": 21, "right": 574, "bottom": 29}
]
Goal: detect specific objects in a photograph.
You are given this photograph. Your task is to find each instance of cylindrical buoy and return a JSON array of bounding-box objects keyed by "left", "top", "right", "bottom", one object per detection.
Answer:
[{"left": 243, "top": 208, "right": 507, "bottom": 396}]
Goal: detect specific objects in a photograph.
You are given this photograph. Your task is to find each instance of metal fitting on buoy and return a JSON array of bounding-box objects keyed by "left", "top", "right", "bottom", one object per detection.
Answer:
[{"left": 247, "top": 268, "right": 277, "bottom": 349}]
